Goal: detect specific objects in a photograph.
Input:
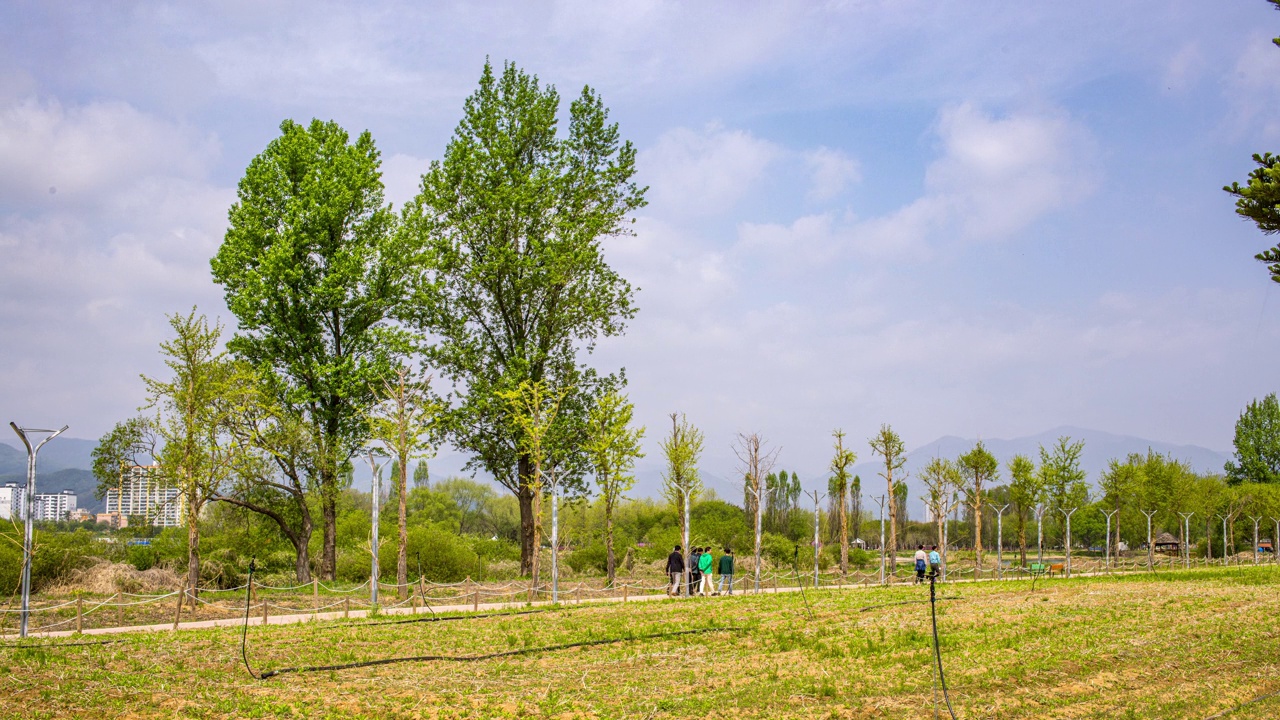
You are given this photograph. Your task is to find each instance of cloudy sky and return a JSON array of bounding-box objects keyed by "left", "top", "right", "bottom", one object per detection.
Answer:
[{"left": 3, "top": 1, "right": 1280, "bottom": 497}]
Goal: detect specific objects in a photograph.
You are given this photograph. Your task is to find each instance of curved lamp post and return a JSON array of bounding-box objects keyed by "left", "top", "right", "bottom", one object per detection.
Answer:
[{"left": 10, "top": 422, "right": 68, "bottom": 638}]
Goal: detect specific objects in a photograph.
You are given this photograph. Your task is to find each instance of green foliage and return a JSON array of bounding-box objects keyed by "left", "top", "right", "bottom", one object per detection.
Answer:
[
  {"left": 213, "top": 117, "right": 410, "bottom": 579},
  {"left": 401, "top": 60, "right": 645, "bottom": 565},
  {"left": 760, "top": 532, "right": 796, "bottom": 566},
  {"left": 1226, "top": 153, "right": 1280, "bottom": 282},
  {"left": 1225, "top": 393, "right": 1280, "bottom": 484},
  {"left": 566, "top": 542, "right": 608, "bottom": 574},
  {"left": 379, "top": 524, "right": 479, "bottom": 583},
  {"left": 1039, "top": 436, "right": 1089, "bottom": 511}
]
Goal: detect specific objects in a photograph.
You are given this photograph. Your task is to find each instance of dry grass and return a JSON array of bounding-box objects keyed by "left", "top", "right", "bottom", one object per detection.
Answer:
[
  {"left": 42, "top": 559, "right": 183, "bottom": 595},
  {"left": 2, "top": 565, "right": 1279, "bottom": 719}
]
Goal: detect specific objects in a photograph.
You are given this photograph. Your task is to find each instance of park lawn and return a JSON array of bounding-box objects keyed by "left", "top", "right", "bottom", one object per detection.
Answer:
[{"left": 2, "top": 566, "right": 1279, "bottom": 719}]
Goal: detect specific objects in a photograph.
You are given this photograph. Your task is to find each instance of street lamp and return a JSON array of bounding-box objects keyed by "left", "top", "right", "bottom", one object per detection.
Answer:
[
  {"left": 366, "top": 449, "right": 388, "bottom": 608},
  {"left": 10, "top": 422, "right": 68, "bottom": 638}
]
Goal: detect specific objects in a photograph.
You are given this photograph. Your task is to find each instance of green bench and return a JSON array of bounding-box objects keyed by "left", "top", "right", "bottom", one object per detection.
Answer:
[{"left": 1027, "top": 563, "right": 1048, "bottom": 576}]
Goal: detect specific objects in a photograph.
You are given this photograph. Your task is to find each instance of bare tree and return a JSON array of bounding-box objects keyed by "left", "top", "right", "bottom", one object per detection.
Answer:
[
  {"left": 733, "top": 432, "right": 780, "bottom": 591},
  {"left": 868, "top": 424, "right": 907, "bottom": 572},
  {"left": 828, "top": 430, "right": 857, "bottom": 575},
  {"left": 920, "top": 457, "right": 959, "bottom": 552},
  {"left": 368, "top": 365, "right": 440, "bottom": 600},
  {"left": 660, "top": 413, "right": 704, "bottom": 596}
]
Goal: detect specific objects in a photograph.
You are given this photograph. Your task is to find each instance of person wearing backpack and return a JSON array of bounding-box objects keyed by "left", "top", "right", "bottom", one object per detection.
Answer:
[
  {"left": 698, "top": 546, "right": 714, "bottom": 595},
  {"left": 716, "top": 547, "right": 735, "bottom": 596}
]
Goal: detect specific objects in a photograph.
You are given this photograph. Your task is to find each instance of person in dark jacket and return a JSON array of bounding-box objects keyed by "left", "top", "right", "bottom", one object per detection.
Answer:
[
  {"left": 666, "top": 545, "right": 685, "bottom": 596},
  {"left": 688, "top": 547, "right": 702, "bottom": 597},
  {"left": 716, "top": 547, "right": 735, "bottom": 595}
]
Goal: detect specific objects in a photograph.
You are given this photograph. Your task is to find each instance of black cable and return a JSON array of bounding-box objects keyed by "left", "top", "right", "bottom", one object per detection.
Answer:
[
  {"left": 928, "top": 572, "right": 958, "bottom": 720},
  {"left": 858, "top": 597, "right": 962, "bottom": 613},
  {"left": 359, "top": 607, "right": 549, "bottom": 627},
  {"left": 257, "top": 626, "right": 738, "bottom": 679},
  {"left": 792, "top": 545, "right": 814, "bottom": 620},
  {"left": 0, "top": 638, "right": 124, "bottom": 650},
  {"left": 241, "top": 556, "right": 259, "bottom": 680}
]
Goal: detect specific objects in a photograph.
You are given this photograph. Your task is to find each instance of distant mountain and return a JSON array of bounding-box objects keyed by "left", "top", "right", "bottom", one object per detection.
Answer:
[
  {"left": 851, "top": 426, "right": 1232, "bottom": 520},
  {"left": 0, "top": 437, "right": 104, "bottom": 513},
  {"left": 0, "top": 437, "right": 97, "bottom": 475}
]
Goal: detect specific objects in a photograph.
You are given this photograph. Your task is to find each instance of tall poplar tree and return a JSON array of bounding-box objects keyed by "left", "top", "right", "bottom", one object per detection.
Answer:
[
  {"left": 828, "top": 429, "right": 857, "bottom": 574},
  {"left": 401, "top": 60, "right": 645, "bottom": 575},
  {"left": 212, "top": 118, "right": 409, "bottom": 580}
]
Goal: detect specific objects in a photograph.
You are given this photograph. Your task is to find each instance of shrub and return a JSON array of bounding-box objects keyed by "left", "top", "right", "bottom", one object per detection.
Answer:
[
  {"left": 566, "top": 543, "right": 607, "bottom": 575},
  {"left": 379, "top": 524, "right": 479, "bottom": 583}
]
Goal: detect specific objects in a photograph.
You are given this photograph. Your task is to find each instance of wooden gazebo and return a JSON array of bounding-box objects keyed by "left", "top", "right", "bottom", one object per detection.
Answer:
[{"left": 1154, "top": 532, "right": 1181, "bottom": 555}]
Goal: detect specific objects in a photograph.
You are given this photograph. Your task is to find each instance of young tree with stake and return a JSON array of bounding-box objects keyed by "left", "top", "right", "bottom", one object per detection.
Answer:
[
  {"left": 1006, "top": 454, "right": 1041, "bottom": 566},
  {"left": 868, "top": 425, "right": 907, "bottom": 572},
  {"left": 499, "top": 379, "right": 569, "bottom": 595},
  {"left": 828, "top": 429, "right": 857, "bottom": 575},
  {"left": 733, "top": 432, "right": 780, "bottom": 592},
  {"left": 585, "top": 391, "right": 645, "bottom": 584},
  {"left": 957, "top": 441, "right": 999, "bottom": 571},
  {"left": 368, "top": 366, "right": 440, "bottom": 600},
  {"left": 661, "top": 414, "right": 705, "bottom": 596}
]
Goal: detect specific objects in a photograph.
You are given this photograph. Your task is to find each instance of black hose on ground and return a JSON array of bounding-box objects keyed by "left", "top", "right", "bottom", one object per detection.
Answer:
[
  {"left": 256, "top": 626, "right": 739, "bottom": 679},
  {"left": 792, "top": 546, "right": 814, "bottom": 620},
  {"left": 929, "top": 571, "right": 958, "bottom": 720},
  {"left": 241, "top": 557, "right": 259, "bottom": 680}
]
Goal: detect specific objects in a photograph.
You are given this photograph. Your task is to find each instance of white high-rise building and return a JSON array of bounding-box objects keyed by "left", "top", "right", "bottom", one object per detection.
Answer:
[
  {"left": 0, "top": 483, "right": 25, "bottom": 520},
  {"left": 33, "top": 490, "right": 77, "bottom": 522},
  {"left": 105, "top": 465, "right": 181, "bottom": 527}
]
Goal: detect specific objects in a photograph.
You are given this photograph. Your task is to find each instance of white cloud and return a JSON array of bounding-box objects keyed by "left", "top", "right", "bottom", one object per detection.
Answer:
[
  {"left": 1224, "top": 33, "right": 1280, "bottom": 139},
  {"left": 638, "top": 124, "right": 782, "bottom": 216},
  {"left": 805, "top": 147, "right": 861, "bottom": 201},
  {"left": 0, "top": 97, "right": 232, "bottom": 436}
]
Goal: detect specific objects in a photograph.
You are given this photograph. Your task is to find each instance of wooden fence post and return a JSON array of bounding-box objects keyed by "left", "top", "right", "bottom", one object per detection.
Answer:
[
  {"left": 75, "top": 597, "right": 83, "bottom": 634},
  {"left": 344, "top": 597, "right": 350, "bottom": 619},
  {"left": 262, "top": 597, "right": 269, "bottom": 626},
  {"left": 116, "top": 593, "right": 123, "bottom": 628},
  {"left": 623, "top": 582, "right": 628, "bottom": 603},
  {"left": 171, "top": 583, "right": 186, "bottom": 631},
  {"left": 312, "top": 578, "right": 319, "bottom": 617}
]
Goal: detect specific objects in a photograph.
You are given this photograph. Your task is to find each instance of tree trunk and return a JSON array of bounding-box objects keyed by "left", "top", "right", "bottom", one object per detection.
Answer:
[
  {"left": 886, "top": 472, "right": 898, "bottom": 571},
  {"left": 973, "top": 500, "right": 984, "bottom": 571},
  {"left": 517, "top": 455, "right": 536, "bottom": 576},
  {"left": 605, "top": 497, "right": 616, "bottom": 584},
  {"left": 397, "top": 459, "right": 408, "bottom": 601},
  {"left": 529, "top": 459, "right": 543, "bottom": 595},
  {"left": 839, "top": 484, "right": 849, "bottom": 575},
  {"left": 321, "top": 490, "right": 338, "bottom": 580},
  {"left": 1017, "top": 511, "right": 1027, "bottom": 566},
  {"left": 187, "top": 494, "right": 201, "bottom": 599}
]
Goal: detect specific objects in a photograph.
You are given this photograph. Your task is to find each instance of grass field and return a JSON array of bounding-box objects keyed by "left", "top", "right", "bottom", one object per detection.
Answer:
[{"left": 2, "top": 566, "right": 1279, "bottom": 719}]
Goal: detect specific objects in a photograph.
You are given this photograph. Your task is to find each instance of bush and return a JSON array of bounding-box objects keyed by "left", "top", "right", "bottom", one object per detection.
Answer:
[
  {"left": 379, "top": 524, "right": 479, "bottom": 583},
  {"left": 760, "top": 532, "right": 797, "bottom": 567},
  {"left": 0, "top": 528, "right": 102, "bottom": 595},
  {"left": 125, "top": 543, "right": 157, "bottom": 571},
  {"left": 849, "top": 547, "right": 875, "bottom": 569},
  {"left": 566, "top": 543, "right": 607, "bottom": 575}
]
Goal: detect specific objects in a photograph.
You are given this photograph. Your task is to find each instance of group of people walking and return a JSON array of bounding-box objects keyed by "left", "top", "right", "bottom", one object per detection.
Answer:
[
  {"left": 665, "top": 545, "right": 735, "bottom": 596},
  {"left": 913, "top": 544, "right": 942, "bottom": 583}
]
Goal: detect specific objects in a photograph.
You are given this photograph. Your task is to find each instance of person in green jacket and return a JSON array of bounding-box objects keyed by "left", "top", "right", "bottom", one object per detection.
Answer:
[
  {"left": 716, "top": 547, "right": 734, "bottom": 596},
  {"left": 698, "top": 546, "right": 714, "bottom": 595}
]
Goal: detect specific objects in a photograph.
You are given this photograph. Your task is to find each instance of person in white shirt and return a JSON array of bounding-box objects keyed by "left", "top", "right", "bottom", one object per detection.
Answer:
[{"left": 914, "top": 545, "right": 928, "bottom": 584}]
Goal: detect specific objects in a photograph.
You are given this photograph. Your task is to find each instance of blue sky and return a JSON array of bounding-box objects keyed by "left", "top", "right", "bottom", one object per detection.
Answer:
[{"left": 2, "top": 1, "right": 1279, "bottom": 497}]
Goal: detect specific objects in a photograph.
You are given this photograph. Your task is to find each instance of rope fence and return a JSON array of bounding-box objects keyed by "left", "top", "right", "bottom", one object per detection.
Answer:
[{"left": 0, "top": 550, "right": 1261, "bottom": 637}]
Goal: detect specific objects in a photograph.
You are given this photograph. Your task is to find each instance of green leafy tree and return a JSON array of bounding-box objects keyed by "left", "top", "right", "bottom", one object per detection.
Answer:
[
  {"left": 368, "top": 365, "right": 441, "bottom": 598},
  {"left": 957, "top": 441, "right": 999, "bottom": 570},
  {"left": 828, "top": 430, "right": 857, "bottom": 574},
  {"left": 584, "top": 391, "right": 645, "bottom": 583},
  {"left": 401, "top": 60, "right": 645, "bottom": 575},
  {"left": 868, "top": 424, "right": 907, "bottom": 571},
  {"left": 211, "top": 118, "right": 409, "bottom": 580},
  {"left": 412, "top": 461, "right": 430, "bottom": 488},
  {"left": 920, "top": 457, "right": 960, "bottom": 553},
  {"left": 1039, "top": 436, "right": 1089, "bottom": 518},
  {"left": 1006, "top": 454, "right": 1042, "bottom": 565},
  {"left": 1225, "top": 393, "right": 1280, "bottom": 485},
  {"left": 1099, "top": 454, "right": 1141, "bottom": 559},
  {"left": 1224, "top": 1, "right": 1280, "bottom": 280},
  {"left": 143, "top": 310, "right": 246, "bottom": 596}
]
